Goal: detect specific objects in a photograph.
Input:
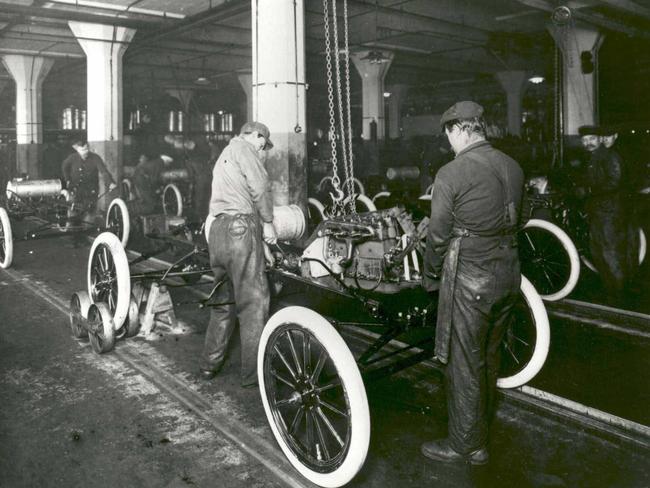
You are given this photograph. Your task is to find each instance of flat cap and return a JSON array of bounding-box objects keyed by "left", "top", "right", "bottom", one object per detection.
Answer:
[
  {"left": 578, "top": 125, "right": 600, "bottom": 136},
  {"left": 440, "top": 101, "right": 484, "bottom": 129},
  {"left": 240, "top": 121, "right": 273, "bottom": 149}
]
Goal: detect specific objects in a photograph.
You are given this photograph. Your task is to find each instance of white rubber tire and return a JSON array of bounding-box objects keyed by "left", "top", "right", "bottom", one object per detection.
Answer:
[
  {"left": 343, "top": 177, "right": 365, "bottom": 196},
  {"left": 308, "top": 197, "right": 327, "bottom": 221},
  {"left": 639, "top": 228, "right": 646, "bottom": 265},
  {"left": 121, "top": 178, "right": 134, "bottom": 201},
  {"left": 106, "top": 198, "right": 130, "bottom": 248},
  {"left": 162, "top": 183, "right": 183, "bottom": 217},
  {"left": 343, "top": 194, "right": 377, "bottom": 213},
  {"left": 497, "top": 276, "right": 550, "bottom": 389},
  {"left": 317, "top": 176, "right": 333, "bottom": 193},
  {"left": 87, "top": 302, "right": 116, "bottom": 354},
  {"left": 259, "top": 306, "right": 370, "bottom": 488},
  {"left": 522, "top": 218, "right": 580, "bottom": 301},
  {"left": 371, "top": 191, "right": 391, "bottom": 203},
  {"left": 0, "top": 206, "right": 13, "bottom": 269},
  {"left": 87, "top": 232, "right": 131, "bottom": 331}
]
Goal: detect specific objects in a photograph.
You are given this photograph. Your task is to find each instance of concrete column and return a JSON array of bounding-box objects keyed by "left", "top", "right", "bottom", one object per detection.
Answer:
[
  {"left": 252, "top": 0, "right": 307, "bottom": 211},
  {"left": 495, "top": 70, "right": 527, "bottom": 137},
  {"left": 237, "top": 73, "right": 253, "bottom": 123},
  {"left": 548, "top": 23, "right": 603, "bottom": 135},
  {"left": 351, "top": 50, "right": 394, "bottom": 141},
  {"left": 1, "top": 55, "right": 54, "bottom": 177},
  {"left": 69, "top": 21, "right": 135, "bottom": 193},
  {"left": 385, "top": 84, "right": 408, "bottom": 139}
]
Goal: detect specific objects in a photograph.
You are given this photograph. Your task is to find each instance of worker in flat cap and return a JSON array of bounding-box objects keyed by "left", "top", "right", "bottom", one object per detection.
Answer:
[
  {"left": 421, "top": 101, "right": 524, "bottom": 466},
  {"left": 579, "top": 124, "right": 638, "bottom": 303},
  {"left": 199, "top": 121, "right": 277, "bottom": 387}
]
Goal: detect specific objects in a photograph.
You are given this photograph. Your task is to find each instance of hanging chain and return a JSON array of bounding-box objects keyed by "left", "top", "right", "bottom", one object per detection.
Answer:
[
  {"left": 322, "top": 0, "right": 344, "bottom": 215},
  {"left": 330, "top": 0, "right": 351, "bottom": 196},
  {"left": 342, "top": 0, "right": 357, "bottom": 214}
]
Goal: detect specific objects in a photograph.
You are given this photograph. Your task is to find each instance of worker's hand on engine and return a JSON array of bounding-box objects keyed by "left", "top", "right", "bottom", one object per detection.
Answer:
[
  {"left": 108, "top": 182, "right": 117, "bottom": 191},
  {"left": 263, "top": 221, "right": 278, "bottom": 245}
]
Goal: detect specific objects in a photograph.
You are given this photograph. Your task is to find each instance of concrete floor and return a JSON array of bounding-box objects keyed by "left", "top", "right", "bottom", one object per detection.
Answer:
[{"left": 0, "top": 223, "right": 648, "bottom": 488}]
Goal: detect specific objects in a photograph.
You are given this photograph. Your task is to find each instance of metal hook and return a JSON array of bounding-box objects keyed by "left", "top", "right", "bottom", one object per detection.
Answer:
[{"left": 329, "top": 187, "right": 345, "bottom": 204}]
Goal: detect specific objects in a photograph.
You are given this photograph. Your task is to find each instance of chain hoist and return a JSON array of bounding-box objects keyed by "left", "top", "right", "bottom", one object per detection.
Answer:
[
  {"left": 322, "top": 0, "right": 356, "bottom": 217},
  {"left": 322, "top": 0, "right": 345, "bottom": 215}
]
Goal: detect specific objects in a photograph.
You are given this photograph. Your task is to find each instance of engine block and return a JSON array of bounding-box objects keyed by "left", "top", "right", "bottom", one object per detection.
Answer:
[{"left": 301, "top": 208, "right": 422, "bottom": 292}]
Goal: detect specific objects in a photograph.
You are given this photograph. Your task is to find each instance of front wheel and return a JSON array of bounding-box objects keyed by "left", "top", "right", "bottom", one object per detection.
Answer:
[
  {"left": 106, "top": 198, "right": 130, "bottom": 248},
  {"left": 259, "top": 306, "right": 370, "bottom": 488},
  {"left": 497, "top": 276, "right": 550, "bottom": 389},
  {"left": 519, "top": 219, "right": 580, "bottom": 301}
]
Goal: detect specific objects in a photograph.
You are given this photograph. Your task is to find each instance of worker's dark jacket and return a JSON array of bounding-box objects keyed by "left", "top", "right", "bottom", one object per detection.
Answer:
[
  {"left": 423, "top": 140, "right": 524, "bottom": 362},
  {"left": 61, "top": 152, "right": 114, "bottom": 201},
  {"left": 132, "top": 157, "right": 164, "bottom": 214},
  {"left": 585, "top": 146, "right": 636, "bottom": 293},
  {"left": 423, "top": 139, "right": 524, "bottom": 454}
]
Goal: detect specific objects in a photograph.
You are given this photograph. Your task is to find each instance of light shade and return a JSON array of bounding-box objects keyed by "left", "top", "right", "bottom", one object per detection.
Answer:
[{"left": 528, "top": 76, "right": 545, "bottom": 84}]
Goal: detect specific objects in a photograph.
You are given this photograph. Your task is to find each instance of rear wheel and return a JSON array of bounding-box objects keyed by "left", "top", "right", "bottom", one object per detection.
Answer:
[
  {"left": 259, "top": 306, "right": 370, "bottom": 488},
  {"left": 87, "top": 232, "right": 131, "bottom": 331},
  {"left": 0, "top": 207, "right": 13, "bottom": 269},
  {"left": 497, "top": 276, "right": 550, "bottom": 389},
  {"left": 162, "top": 183, "right": 183, "bottom": 217},
  {"left": 519, "top": 219, "right": 580, "bottom": 301}
]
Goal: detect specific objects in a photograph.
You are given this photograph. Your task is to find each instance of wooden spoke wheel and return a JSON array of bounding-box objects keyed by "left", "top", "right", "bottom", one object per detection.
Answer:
[
  {"left": 87, "top": 232, "right": 131, "bottom": 331},
  {"left": 259, "top": 306, "right": 370, "bottom": 488},
  {"left": 105, "top": 198, "right": 130, "bottom": 248},
  {"left": 162, "top": 183, "right": 183, "bottom": 217},
  {"left": 497, "top": 276, "right": 550, "bottom": 389},
  {"left": 519, "top": 219, "right": 580, "bottom": 301}
]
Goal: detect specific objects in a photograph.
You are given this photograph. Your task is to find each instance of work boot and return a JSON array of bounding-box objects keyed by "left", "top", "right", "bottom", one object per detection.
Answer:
[
  {"left": 198, "top": 364, "right": 223, "bottom": 381},
  {"left": 421, "top": 439, "right": 489, "bottom": 466}
]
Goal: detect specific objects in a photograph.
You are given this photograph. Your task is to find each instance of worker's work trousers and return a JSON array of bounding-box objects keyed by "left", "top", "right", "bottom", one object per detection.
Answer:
[
  {"left": 588, "top": 200, "right": 637, "bottom": 298},
  {"left": 200, "top": 213, "right": 269, "bottom": 386},
  {"left": 446, "top": 250, "right": 520, "bottom": 455}
]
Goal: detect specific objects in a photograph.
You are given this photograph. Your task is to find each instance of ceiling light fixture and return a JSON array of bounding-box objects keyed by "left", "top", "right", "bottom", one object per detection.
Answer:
[{"left": 528, "top": 76, "right": 545, "bottom": 84}]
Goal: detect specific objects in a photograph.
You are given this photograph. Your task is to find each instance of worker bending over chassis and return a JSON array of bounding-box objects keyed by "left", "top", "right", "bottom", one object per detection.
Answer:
[
  {"left": 422, "top": 101, "right": 524, "bottom": 465},
  {"left": 200, "top": 122, "right": 277, "bottom": 387},
  {"left": 61, "top": 139, "right": 115, "bottom": 225},
  {"left": 129, "top": 152, "right": 172, "bottom": 215}
]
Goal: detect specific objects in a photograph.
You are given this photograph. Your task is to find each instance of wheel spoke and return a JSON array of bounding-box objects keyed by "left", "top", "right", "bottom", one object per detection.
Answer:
[
  {"left": 319, "top": 398, "right": 348, "bottom": 418},
  {"left": 303, "top": 331, "right": 311, "bottom": 376},
  {"left": 271, "top": 368, "right": 295, "bottom": 388},
  {"left": 503, "top": 340, "right": 520, "bottom": 364},
  {"left": 315, "top": 406, "right": 344, "bottom": 448},
  {"left": 311, "top": 410, "right": 331, "bottom": 461},
  {"left": 284, "top": 330, "right": 303, "bottom": 376},
  {"left": 314, "top": 379, "right": 341, "bottom": 394},
  {"left": 310, "top": 350, "right": 327, "bottom": 383},
  {"left": 273, "top": 345, "right": 299, "bottom": 382},
  {"left": 289, "top": 406, "right": 305, "bottom": 435}
]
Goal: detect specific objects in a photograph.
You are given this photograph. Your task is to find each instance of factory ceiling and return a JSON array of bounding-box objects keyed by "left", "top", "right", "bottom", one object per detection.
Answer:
[{"left": 0, "top": 0, "right": 648, "bottom": 97}]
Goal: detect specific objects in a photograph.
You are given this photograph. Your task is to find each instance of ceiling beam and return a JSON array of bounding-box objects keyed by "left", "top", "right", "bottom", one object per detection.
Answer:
[{"left": 0, "top": 2, "right": 164, "bottom": 29}]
